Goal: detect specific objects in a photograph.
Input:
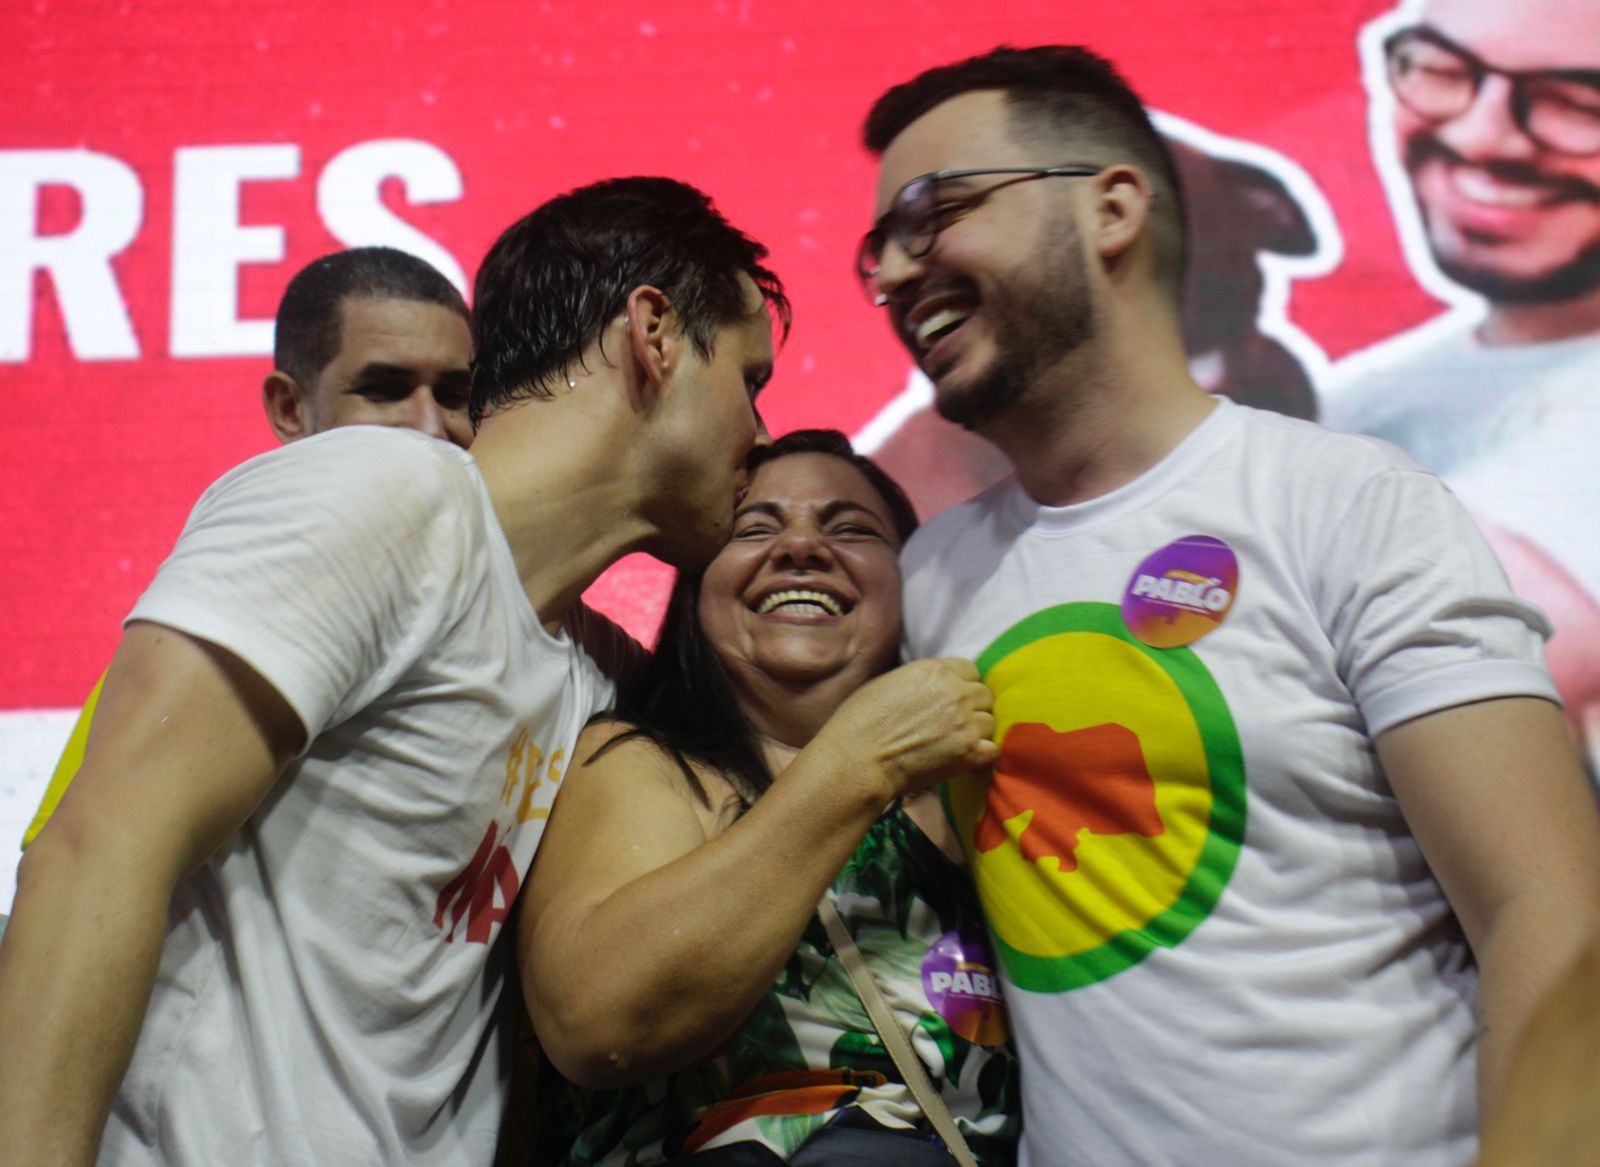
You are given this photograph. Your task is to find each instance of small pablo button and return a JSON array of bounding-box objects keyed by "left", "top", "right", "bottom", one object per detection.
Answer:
[{"left": 1121, "top": 535, "right": 1239, "bottom": 648}]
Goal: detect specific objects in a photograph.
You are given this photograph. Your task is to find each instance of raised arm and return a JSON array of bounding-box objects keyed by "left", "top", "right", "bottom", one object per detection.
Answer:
[
  {"left": 0, "top": 622, "right": 304, "bottom": 1166},
  {"left": 20, "top": 671, "right": 105, "bottom": 849},
  {"left": 1378, "top": 695, "right": 1600, "bottom": 1126},
  {"left": 519, "top": 657, "right": 996, "bottom": 1088}
]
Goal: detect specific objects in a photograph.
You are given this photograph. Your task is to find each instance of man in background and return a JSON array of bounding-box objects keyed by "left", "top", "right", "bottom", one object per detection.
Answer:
[
  {"left": 861, "top": 44, "right": 1600, "bottom": 1165},
  {"left": 1321, "top": 0, "right": 1600, "bottom": 751},
  {"left": 0, "top": 177, "right": 786, "bottom": 1166},
  {"left": 20, "top": 245, "right": 475, "bottom": 849}
]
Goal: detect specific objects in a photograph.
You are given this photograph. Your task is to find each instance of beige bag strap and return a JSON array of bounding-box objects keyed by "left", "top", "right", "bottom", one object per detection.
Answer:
[{"left": 817, "top": 895, "right": 980, "bottom": 1167}]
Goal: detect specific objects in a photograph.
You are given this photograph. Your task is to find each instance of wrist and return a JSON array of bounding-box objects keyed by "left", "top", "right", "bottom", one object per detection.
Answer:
[{"left": 779, "top": 728, "right": 898, "bottom": 819}]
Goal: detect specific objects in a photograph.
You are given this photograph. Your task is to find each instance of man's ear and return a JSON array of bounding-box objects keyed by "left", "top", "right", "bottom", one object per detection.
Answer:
[
  {"left": 622, "top": 285, "right": 678, "bottom": 411},
  {"left": 1091, "top": 163, "right": 1155, "bottom": 262},
  {"left": 262, "top": 371, "right": 311, "bottom": 443}
]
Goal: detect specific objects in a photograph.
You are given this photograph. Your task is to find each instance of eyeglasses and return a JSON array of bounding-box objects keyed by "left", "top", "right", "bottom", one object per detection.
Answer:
[
  {"left": 1384, "top": 26, "right": 1600, "bottom": 157},
  {"left": 856, "top": 166, "right": 1104, "bottom": 305}
]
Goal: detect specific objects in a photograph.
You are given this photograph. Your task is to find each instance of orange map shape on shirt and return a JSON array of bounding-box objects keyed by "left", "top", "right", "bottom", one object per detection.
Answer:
[{"left": 975, "top": 721, "right": 1165, "bottom": 869}]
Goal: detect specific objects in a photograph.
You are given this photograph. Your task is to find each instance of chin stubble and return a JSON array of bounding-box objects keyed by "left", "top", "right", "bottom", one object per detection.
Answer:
[
  {"left": 1407, "top": 132, "right": 1600, "bottom": 305},
  {"left": 934, "top": 214, "right": 1097, "bottom": 430}
]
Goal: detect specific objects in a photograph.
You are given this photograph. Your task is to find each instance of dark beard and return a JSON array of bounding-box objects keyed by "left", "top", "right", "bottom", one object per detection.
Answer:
[
  {"left": 1434, "top": 240, "right": 1600, "bottom": 305},
  {"left": 1405, "top": 132, "right": 1600, "bottom": 305},
  {"left": 934, "top": 219, "right": 1097, "bottom": 431}
]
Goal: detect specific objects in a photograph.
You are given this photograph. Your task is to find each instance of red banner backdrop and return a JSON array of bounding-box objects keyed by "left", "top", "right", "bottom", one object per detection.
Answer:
[
  {"left": 3, "top": 0, "right": 1431, "bottom": 715},
  {"left": 28, "top": 0, "right": 1600, "bottom": 890}
]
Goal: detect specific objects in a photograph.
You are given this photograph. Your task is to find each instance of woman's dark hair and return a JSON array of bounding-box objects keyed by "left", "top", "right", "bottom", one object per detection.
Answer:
[
  {"left": 749, "top": 429, "right": 918, "bottom": 545},
  {"left": 591, "top": 429, "right": 917, "bottom": 808}
]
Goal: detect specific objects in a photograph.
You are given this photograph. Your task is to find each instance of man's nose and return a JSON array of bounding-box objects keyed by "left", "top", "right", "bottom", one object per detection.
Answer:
[
  {"left": 1433, "top": 75, "right": 1540, "bottom": 163},
  {"left": 400, "top": 391, "right": 450, "bottom": 441},
  {"left": 873, "top": 232, "right": 927, "bottom": 303}
]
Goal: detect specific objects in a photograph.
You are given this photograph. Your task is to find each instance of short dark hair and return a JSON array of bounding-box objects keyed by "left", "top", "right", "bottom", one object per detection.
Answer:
[
  {"left": 469, "top": 176, "right": 791, "bottom": 426},
  {"left": 273, "top": 246, "right": 468, "bottom": 388},
  {"left": 594, "top": 429, "right": 917, "bottom": 809},
  {"left": 863, "top": 45, "right": 1187, "bottom": 300}
]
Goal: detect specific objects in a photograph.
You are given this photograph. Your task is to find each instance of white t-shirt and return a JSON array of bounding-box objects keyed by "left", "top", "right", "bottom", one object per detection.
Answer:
[
  {"left": 902, "top": 400, "right": 1556, "bottom": 1166},
  {"left": 1322, "top": 313, "right": 1600, "bottom": 592},
  {"left": 101, "top": 427, "right": 615, "bottom": 1167}
]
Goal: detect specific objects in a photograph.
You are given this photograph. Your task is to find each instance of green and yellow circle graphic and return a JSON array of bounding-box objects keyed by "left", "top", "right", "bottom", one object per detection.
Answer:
[{"left": 951, "top": 601, "right": 1245, "bottom": 993}]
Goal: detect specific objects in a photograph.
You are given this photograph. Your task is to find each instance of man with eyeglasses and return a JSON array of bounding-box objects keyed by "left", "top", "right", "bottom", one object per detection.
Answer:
[
  {"left": 861, "top": 43, "right": 1600, "bottom": 1166},
  {"left": 1323, "top": 0, "right": 1600, "bottom": 755}
]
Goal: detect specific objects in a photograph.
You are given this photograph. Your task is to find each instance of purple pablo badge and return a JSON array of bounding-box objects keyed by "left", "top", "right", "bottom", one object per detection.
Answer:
[
  {"left": 1121, "top": 535, "right": 1239, "bottom": 648},
  {"left": 921, "top": 926, "right": 1009, "bottom": 1046}
]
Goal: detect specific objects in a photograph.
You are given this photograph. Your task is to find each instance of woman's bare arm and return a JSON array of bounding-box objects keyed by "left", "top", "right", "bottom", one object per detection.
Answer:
[{"left": 518, "top": 657, "right": 996, "bottom": 1088}]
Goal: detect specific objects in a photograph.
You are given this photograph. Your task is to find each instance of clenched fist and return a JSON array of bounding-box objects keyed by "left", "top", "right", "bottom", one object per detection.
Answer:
[{"left": 815, "top": 657, "right": 998, "bottom": 802}]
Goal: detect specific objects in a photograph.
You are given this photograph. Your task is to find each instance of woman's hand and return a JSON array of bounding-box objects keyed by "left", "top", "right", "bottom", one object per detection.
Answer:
[
  {"left": 520, "top": 664, "right": 995, "bottom": 1087},
  {"left": 815, "top": 657, "right": 998, "bottom": 804}
]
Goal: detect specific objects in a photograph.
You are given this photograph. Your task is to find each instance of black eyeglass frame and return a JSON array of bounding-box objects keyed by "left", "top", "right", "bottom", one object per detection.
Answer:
[
  {"left": 856, "top": 165, "right": 1104, "bottom": 305},
  {"left": 1383, "top": 25, "right": 1600, "bottom": 158}
]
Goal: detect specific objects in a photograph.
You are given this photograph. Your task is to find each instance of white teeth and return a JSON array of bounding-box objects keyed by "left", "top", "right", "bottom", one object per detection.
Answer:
[
  {"left": 1450, "top": 168, "right": 1546, "bottom": 208},
  {"left": 757, "top": 589, "right": 844, "bottom": 616},
  {"left": 915, "top": 306, "right": 972, "bottom": 350}
]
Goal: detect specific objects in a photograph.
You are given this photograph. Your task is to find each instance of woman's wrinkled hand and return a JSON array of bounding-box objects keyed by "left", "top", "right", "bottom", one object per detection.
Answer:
[{"left": 817, "top": 657, "right": 998, "bottom": 802}]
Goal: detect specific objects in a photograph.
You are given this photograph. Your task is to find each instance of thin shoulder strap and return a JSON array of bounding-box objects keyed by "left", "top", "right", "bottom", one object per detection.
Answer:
[{"left": 816, "top": 895, "right": 980, "bottom": 1167}]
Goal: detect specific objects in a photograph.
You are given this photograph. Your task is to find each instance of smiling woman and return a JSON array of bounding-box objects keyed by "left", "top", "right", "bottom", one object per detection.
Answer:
[
  {"left": 514, "top": 430, "right": 1015, "bottom": 1166},
  {"left": 697, "top": 449, "right": 909, "bottom": 726}
]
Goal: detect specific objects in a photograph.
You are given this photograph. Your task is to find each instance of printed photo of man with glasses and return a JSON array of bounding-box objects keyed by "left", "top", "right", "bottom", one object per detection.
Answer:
[{"left": 1321, "top": 0, "right": 1600, "bottom": 764}]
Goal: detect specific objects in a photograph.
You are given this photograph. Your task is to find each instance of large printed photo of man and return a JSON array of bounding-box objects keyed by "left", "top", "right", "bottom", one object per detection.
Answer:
[{"left": 1320, "top": 0, "right": 1600, "bottom": 760}]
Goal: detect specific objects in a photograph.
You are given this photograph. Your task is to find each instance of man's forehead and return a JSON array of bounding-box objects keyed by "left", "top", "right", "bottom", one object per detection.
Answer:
[
  {"left": 333, "top": 296, "right": 470, "bottom": 357},
  {"left": 873, "top": 90, "right": 1023, "bottom": 211},
  {"left": 310, "top": 296, "right": 471, "bottom": 394},
  {"left": 703, "top": 309, "right": 772, "bottom": 380},
  {"left": 735, "top": 271, "right": 767, "bottom": 317},
  {"left": 1424, "top": 0, "right": 1600, "bottom": 71},
  {"left": 731, "top": 274, "right": 777, "bottom": 352}
]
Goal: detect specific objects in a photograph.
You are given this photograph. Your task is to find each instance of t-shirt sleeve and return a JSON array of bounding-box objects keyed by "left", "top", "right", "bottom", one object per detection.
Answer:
[
  {"left": 127, "top": 430, "right": 479, "bottom": 744},
  {"left": 563, "top": 601, "right": 641, "bottom": 702},
  {"left": 1313, "top": 465, "right": 1559, "bottom": 737}
]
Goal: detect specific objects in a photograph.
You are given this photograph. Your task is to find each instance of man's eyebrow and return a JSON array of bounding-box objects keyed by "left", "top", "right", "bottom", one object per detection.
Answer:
[
  {"left": 817, "top": 499, "right": 886, "bottom": 524},
  {"left": 925, "top": 172, "right": 1001, "bottom": 198},
  {"left": 1410, "top": 23, "right": 1600, "bottom": 85},
  {"left": 734, "top": 499, "right": 784, "bottom": 522},
  {"left": 349, "top": 362, "right": 420, "bottom": 382},
  {"left": 732, "top": 498, "right": 885, "bottom": 524},
  {"left": 1409, "top": 23, "right": 1483, "bottom": 63}
]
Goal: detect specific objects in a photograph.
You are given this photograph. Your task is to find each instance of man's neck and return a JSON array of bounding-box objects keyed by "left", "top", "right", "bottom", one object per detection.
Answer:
[
  {"left": 1481, "top": 290, "right": 1600, "bottom": 347},
  {"left": 980, "top": 321, "right": 1218, "bottom": 508},
  {"left": 471, "top": 400, "right": 657, "bottom": 636}
]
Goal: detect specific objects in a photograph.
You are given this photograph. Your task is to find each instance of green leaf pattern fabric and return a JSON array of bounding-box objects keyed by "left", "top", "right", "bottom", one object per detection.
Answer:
[{"left": 550, "top": 806, "right": 1020, "bottom": 1165}]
